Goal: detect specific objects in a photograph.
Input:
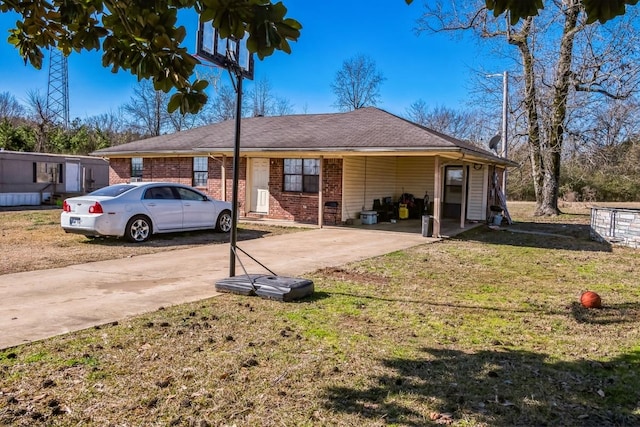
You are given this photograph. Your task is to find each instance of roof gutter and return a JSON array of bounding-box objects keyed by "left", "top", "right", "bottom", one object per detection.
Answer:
[
  {"left": 89, "top": 150, "right": 201, "bottom": 157},
  {"left": 93, "top": 146, "right": 518, "bottom": 167}
]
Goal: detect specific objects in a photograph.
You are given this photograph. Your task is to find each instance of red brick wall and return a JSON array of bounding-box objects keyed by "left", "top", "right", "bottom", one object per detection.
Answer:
[
  {"left": 226, "top": 157, "right": 246, "bottom": 214},
  {"left": 108, "top": 158, "right": 130, "bottom": 184},
  {"left": 323, "top": 158, "right": 342, "bottom": 206},
  {"left": 107, "top": 156, "right": 341, "bottom": 223},
  {"left": 265, "top": 158, "right": 343, "bottom": 224},
  {"left": 149, "top": 158, "right": 191, "bottom": 184},
  {"left": 109, "top": 157, "right": 194, "bottom": 184}
]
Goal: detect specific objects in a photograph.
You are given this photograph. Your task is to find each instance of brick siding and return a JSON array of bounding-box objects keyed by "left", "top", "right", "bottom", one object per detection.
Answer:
[
  {"left": 107, "top": 156, "right": 341, "bottom": 224},
  {"left": 265, "top": 158, "right": 343, "bottom": 224}
]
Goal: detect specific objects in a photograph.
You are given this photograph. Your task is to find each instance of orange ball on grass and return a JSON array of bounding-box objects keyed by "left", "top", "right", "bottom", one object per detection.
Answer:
[{"left": 580, "top": 291, "right": 602, "bottom": 309}]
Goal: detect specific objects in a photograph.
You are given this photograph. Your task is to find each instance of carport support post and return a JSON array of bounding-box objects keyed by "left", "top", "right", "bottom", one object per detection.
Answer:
[
  {"left": 229, "top": 74, "right": 243, "bottom": 277},
  {"left": 318, "top": 156, "right": 324, "bottom": 227},
  {"left": 433, "top": 156, "right": 442, "bottom": 237},
  {"left": 460, "top": 162, "right": 467, "bottom": 230}
]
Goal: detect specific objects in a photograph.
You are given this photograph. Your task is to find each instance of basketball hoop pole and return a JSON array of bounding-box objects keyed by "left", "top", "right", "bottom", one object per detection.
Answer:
[
  {"left": 196, "top": 19, "right": 253, "bottom": 277},
  {"left": 229, "top": 69, "right": 243, "bottom": 277}
]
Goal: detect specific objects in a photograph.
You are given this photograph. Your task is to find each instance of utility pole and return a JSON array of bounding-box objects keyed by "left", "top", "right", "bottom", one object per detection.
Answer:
[
  {"left": 501, "top": 71, "right": 508, "bottom": 195},
  {"left": 487, "top": 71, "right": 509, "bottom": 195}
]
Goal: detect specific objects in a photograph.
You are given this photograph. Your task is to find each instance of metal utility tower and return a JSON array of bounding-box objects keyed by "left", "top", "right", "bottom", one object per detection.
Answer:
[{"left": 46, "top": 47, "right": 69, "bottom": 128}]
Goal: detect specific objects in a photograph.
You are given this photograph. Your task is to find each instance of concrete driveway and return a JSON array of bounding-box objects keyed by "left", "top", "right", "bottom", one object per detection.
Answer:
[{"left": 0, "top": 226, "right": 439, "bottom": 349}]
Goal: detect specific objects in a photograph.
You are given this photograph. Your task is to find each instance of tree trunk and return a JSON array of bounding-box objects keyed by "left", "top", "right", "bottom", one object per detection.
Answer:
[
  {"left": 510, "top": 2, "right": 580, "bottom": 216},
  {"left": 537, "top": 0, "right": 581, "bottom": 216},
  {"left": 509, "top": 18, "right": 545, "bottom": 214}
]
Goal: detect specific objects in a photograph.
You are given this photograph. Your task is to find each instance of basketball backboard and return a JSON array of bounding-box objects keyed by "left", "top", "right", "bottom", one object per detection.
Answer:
[{"left": 196, "top": 20, "right": 254, "bottom": 80}]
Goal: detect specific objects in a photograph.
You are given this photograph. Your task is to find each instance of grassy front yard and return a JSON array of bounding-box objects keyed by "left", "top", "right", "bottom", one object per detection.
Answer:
[{"left": 1, "top": 202, "right": 639, "bottom": 426}]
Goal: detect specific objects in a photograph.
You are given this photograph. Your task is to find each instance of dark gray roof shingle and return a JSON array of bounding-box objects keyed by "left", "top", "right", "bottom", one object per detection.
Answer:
[{"left": 92, "top": 107, "right": 506, "bottom": 162}]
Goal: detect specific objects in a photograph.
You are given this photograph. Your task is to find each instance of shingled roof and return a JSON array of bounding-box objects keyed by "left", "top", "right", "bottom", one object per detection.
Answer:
[{"left": 92, "top": 107, "right": 510, "bottom": 163}]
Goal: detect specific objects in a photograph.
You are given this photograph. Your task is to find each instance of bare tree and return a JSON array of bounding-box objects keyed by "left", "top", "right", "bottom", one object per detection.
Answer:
[
  {"left": 123, "top": 80, "right": 168, "bottom": 137},
  {"left": 331, "top": 54, "right": 385, "bottom": 111},
  {"left": 249, "top": 78, "right": 271, "bottom": 117},
  {"left": 167, "top": 105, "right": 204, "bottom": 132},
  {"left": 405, "top": 101, "right": 489, "bottom": 144},
  {"left": 417, "top": 1, "right": 640, "bottom": 215},
  {"left": 247, "top": 78, "right": 295, "bottom": 117},
  {"left": 273, "top": 96, "right": 295, "bottom": 116},
  {"left": 84, "top": 109, "right": 141, "bottom": 146},
  {"left": 123, "top": 80, "right": 211, "bottom": 135},
  {"left": 405, "top": 99, "right": 430, "bottom": 125},
  {"left": 0, "top": 92, "right": 25, "bottom": 121},
  {"left": 26, "top": 90, "right": 53, "bottom": 152},
  {"left": 209, "top": 84, "right": 240, "bottom": 122},
  {"left": 84, "top": 110, "right": 127, "bottom": 136}
]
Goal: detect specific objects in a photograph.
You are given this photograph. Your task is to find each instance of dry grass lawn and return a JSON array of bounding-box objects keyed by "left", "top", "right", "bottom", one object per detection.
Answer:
[{"left": 1, "top": 202, "right": 640, "bottom": 426}]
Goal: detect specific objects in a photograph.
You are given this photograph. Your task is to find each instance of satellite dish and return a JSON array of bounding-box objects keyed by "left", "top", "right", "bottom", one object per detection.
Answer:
[{"left": 488, "top": 134, "right": 501, "bottom": 152}]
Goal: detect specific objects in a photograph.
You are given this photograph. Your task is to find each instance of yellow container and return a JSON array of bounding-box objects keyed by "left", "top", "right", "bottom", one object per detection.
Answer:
[{"left": 399, "top": 203, "right": 409, "bottom": 219}]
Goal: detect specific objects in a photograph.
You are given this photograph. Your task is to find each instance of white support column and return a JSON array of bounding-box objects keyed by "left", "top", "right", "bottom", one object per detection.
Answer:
[
  {"left": 221, "top": 155, "right": 227, "bottom": 201},
  {"left": 460, "top": 163, "right": 467, "bottom": 230},
  {"left": 433, "top": 156, "right": 442, "bottom": 237},
  {"left": 318, "top": 156, "right": 324, "bottom": 228}
]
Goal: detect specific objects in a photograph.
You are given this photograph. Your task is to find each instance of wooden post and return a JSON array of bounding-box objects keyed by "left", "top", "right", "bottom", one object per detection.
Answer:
[
  {"left": 433, "top": 156, "right": 442, "bottom": 237},
  {"left": 460, "top": 163, "right": 467, "bottom": 230},
  {"left": 318, "top": 156, "right": 324, "bottom": 227},
  {"left": 221, "top": 155, "right": 227, "bottom": 201}
]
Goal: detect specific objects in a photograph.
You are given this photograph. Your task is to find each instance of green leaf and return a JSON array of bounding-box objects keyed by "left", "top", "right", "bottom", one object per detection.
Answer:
[
  {"left": 168, "top": 93, "right": 182, "bottom": 113},
  {"left": 192, "top": 79, "right": 209, "bottom": 91}
]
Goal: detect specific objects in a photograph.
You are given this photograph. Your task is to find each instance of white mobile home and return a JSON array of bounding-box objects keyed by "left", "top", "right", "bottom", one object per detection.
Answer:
[{"left": 0, "top": 150, "right": 109, "bottom": 207}]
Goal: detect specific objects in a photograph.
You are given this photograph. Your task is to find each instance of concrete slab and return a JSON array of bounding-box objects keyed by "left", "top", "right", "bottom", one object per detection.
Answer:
[{"left": 0, "top": 226, "right": 443, "bottom": 349}]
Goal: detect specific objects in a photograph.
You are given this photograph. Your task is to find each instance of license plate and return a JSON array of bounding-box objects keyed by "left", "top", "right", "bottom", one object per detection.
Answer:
[{"left": 70, "top": 217, "right": 81, "bottom": 226}]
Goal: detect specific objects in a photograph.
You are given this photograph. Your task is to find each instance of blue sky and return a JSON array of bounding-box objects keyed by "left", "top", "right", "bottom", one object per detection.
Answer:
[{"left": 0, "top": 1, "right": 501, "bottom": 120}]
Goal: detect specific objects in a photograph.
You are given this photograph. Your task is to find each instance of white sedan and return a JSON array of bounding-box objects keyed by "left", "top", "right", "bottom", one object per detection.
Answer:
[{"left": 61, "top": 182, "right": 233, "bottom": 242}]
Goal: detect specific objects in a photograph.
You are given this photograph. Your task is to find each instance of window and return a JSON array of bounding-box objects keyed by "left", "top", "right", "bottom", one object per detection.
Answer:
[
  {"left": 283, "top": 158, "right": 319, "bottom": 193},
  {"left": 131, "top": 157, "right": 143, "bottom": 181},
  {"left": 444, "top": 166, "right": 463, "bottom": 203},
  {"left": 143, "top": 186, "right": 176, "bottom": 200},
  {"left": 33, "top": 162, "right": 63, "bottom": 183},
  {"left": 193, "top": 156, "right": 208, "bottom": 187},
  {"left": 91, "top": 184, "right": 135, "bottom": 197},
  {"left": 175, "top": 186, "right": 206, "bottom": 201}
]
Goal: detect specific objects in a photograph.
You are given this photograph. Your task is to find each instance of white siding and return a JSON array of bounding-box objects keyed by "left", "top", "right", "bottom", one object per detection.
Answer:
[
  {"left": 395, "top": 157, "right": 435, "bottom": 200},
  {"left": 343, "top": 157, "right": 366, "bottom": 220},
  {"left": 343, "top": 157, "right": 397, "bottom": 219},
  {"left": 466, "top": 166, "right": 488, "bottom": 221}
]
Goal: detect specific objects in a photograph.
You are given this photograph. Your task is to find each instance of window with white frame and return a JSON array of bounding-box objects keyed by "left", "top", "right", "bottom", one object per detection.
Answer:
[
  {"left": 193, "top": 156, "right": 208, "bottom": 187},
  {"left": 283, "top": 158, "right": 319, "bottom": 193},
  {"left": 131, "top": 157, "right": 143, "bottom": 181}
]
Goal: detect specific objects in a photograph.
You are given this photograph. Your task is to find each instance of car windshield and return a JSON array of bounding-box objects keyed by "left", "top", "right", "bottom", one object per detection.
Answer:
[{"left": 89, "top": 185, "right": 136, "bottom": 197}]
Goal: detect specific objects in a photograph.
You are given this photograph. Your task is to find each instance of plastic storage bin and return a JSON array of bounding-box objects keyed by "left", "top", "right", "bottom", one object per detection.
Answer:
[{"left": 360, "top": 211, "right": 378, "bottom": 225}]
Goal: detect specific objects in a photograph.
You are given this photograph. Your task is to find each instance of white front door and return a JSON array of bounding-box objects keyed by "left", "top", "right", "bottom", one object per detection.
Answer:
[
  {"left": 251, "top": 158, "right": 270, "bottom": 213},
  {"left": 65, "top": 162, "right": 81, "bottom": 192}
]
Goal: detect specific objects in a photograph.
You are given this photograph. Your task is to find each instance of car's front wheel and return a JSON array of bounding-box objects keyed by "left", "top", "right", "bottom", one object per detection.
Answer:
[
  {"left": 216, "top": 210, "right": 232, "bottom": 233},
  {"left": 125, "top": 215, "right": 152, "bottom": 242}
]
